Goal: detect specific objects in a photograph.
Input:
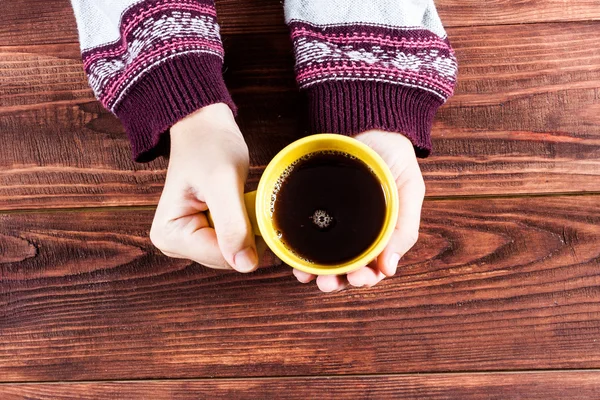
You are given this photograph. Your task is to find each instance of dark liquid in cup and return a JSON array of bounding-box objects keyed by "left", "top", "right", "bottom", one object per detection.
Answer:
[{"left": 273, "top": 151, "right": 386, "bottom": 265}]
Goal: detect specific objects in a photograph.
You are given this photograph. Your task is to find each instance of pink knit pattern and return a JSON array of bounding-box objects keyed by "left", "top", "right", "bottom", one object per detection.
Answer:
[
  {"left": 82, "top": 3, "right": 217, "bottom": 68},
  {"left": 102, "top": 37, "right": 223, "bottom": 103},
  {"left": 296, "top": 65, "right": 456, "bottom": 95},
  {"left": 290, "top": 21, "right": 458, "bottom": 101},
  {"left": 291, "top": 27, "right": 448, "bottom": 49},
  {"left": 82, "top": 0, "right": 223, "bottom": 112}
]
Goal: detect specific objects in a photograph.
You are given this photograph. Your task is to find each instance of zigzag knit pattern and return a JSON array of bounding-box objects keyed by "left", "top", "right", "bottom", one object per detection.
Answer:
[
  {"left": 81, "top": 0, "right": 224, "bottom": 112},
  {"left": 290, "top": 22, "right": 457, "bottom": 101}
]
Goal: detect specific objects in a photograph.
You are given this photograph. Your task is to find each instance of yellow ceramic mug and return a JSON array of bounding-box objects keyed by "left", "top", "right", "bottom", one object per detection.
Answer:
[{"left": 212, "top": 134, "right": 399, "bottom": 276}]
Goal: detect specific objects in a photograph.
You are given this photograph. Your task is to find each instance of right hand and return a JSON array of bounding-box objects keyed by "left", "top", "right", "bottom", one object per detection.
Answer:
[
  {"left": 292, "top": 130, "right": 425, "bottom": 292},
  {"left": 149, "top": 103, "right": 258, "bottom": 273}
]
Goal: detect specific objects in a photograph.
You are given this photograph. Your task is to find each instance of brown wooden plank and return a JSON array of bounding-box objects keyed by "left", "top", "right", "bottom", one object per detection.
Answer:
[
  {"left": 0, "top": 43, "right": 165, "bottom": 209},
  {"left": 2, "top": 0, "right": 600, "bottom": 47},
  {"left": 0, "top": 0, "right": 78, "bottom": 47},
  {"left": 425, "top": 22, "right": 600, "bottom": 195},
  {"left": 1, "top": 195, "right": 599, "bottom": 381},
  {"left": 1, "top": 371, "right": 600, "bottom": 399},
  {"left": 1, "top": 22, "right": 599, "bottom": 209},
  {"left": 437, "top": 0, "right": 600, "bottom": 27}
]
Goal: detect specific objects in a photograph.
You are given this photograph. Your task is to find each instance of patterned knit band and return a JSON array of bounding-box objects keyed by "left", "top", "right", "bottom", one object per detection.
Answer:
[
  {"left": 290, "top": 22, "right": 457, "bottom": 102},
  {"left": 81, "top": 0, "right": 224, "bottom": 112}
]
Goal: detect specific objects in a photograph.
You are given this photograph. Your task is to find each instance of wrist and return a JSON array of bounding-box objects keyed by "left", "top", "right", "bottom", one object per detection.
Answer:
[
  {"left": 355, "top": 129, "right": 414, "bottom": 147},
  {"left": 355, "top": 130, "right": 419, "bottom": 163},
  {"left": 168, "top": 103, "right": 249, "bottom": 166},
  {"left": 171, "top": 103, "right": 240, "bottom": 142}
]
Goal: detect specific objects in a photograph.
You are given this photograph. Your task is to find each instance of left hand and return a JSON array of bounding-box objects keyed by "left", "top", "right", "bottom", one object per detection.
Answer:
[{"left": 292, "top": 130, "right": 425, "bottom": 292}]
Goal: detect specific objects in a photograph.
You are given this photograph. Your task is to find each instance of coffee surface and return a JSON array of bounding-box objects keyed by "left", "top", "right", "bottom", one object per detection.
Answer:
[{"left": 273, "top": 151, "right": 386, "bottom": 265}]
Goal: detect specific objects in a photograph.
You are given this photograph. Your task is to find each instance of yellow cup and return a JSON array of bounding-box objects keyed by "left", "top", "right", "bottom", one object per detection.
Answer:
[{"left": 215, "top": 134, "right": 399, "bottom": 276}]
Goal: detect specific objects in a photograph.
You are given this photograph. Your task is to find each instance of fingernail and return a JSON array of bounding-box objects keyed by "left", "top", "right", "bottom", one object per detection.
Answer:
[
  {"left": 234, "top": 247, "right": 258, "bottom": 273},
  {"left": 388, "top": 253, "right": 400, "bottom": 276}
]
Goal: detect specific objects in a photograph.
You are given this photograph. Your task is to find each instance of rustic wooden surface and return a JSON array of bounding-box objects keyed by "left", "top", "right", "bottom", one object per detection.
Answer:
[
  {"left": 1, "top": 0, "right": 599, "bottom": 398},
  {"left": 1, "top": 196, "right": 600, "bottom": 382},
  {"left": 2, "top": 371, "right": 600, "bottom": 399}
]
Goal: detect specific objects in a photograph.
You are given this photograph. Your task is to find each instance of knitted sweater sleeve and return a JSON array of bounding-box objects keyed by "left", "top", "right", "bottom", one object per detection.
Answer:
[
  {"left": 284, "top": 0, "right": 458, "bottom": 157},
  {"left": 70, "top": 0, "right": 235, "bottom": 162}
]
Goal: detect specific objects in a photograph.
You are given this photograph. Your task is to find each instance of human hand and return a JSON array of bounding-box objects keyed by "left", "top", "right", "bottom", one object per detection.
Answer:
[
  {"left": 149, "top": 103, "right": 258, "bottom": 272},
  {"left": 292, "top": 130, "right": 425, "bottom": 292}
]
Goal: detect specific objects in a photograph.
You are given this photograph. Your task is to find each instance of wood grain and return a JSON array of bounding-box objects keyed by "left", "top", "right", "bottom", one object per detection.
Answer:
[
  {"left": 2, "top": 0, "right": 600, "bottom": 46},
  {"left": 437, "top": 0, "right": 600, "bottom": 27},
  {"left": 0, "top": 0, "right": 78, "bottom": 47},
  {"left": 425, "top": 22, "right": 600, "bottom": 195},
  {"left": 1, "top": 22, "right": 600, "bottom": 209},
  {"left": 1, "top": 196, "right": 599, "bottom": 381},
  {"left": 1, "top": 0, "right": 599, "bottom": 392},
  {"left": 1, "top": 371, "right": 600, "bottom": 399}
]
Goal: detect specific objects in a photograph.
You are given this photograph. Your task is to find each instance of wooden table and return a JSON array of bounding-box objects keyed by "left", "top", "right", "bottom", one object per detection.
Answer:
[{"left": 1, "top": 1, "right": 599, "bottom": 398}]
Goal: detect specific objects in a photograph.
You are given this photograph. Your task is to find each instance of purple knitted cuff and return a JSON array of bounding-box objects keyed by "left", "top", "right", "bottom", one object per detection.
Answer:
[
  {"left": 114, "top": 53, "right": 235, "bottom": 162},
  {"left": 306, "top": 81, "right": 443, "bottom": 157}
]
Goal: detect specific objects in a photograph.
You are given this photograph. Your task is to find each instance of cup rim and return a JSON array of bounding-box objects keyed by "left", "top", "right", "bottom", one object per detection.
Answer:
[{"left": 256, "top": 134, "right": 399, "bottom": 276}]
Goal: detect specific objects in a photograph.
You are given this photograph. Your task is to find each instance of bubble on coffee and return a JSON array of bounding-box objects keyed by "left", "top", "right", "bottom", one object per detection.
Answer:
[
  {"left": 269, "top": 159, "right": 301, "bottom": 215},
  {"left": 311, "top": 209, "right": 334, "bottom": 230}
]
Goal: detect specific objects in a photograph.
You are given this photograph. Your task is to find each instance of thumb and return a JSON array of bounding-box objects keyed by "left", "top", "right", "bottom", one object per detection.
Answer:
[
  {"left": 204, "top": 168, "right": 258, "bottom": 273},
  {"left": 377, "top": 171, "right": 425, "bottom": 277}
]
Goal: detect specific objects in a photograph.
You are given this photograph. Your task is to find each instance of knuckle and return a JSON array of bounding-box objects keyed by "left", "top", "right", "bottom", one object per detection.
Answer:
[
  {"left": 217, "top": 226, "right": 250, "bottom": 249},
  {"left": 149, "top": 222, "right": 168, "bottom": 251},
  {"left": 406, "top": 230, "right": 419, "bottom": 247}
]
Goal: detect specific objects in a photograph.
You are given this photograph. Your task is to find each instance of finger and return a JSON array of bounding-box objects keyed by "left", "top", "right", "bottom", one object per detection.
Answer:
[
  {"left": 378, "top": 169, "right": 425, "bottom": 277},
  {"left": 204, "top": 168, "right": 258, "bottom": 273},
  {"left": 316, "top": 275, "right": 348, "bottom": 293},
  {"left": 293, "top": 268, "right": 316, "bottom": 283},
  {"left": 151, "top": 211, "right": 231, "bottom": 269},
  {"left": 347, "top": 263, "right": 386, "bottom": 287}
]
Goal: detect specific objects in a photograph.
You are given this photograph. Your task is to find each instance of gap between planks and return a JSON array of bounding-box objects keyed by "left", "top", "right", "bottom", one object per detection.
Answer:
[{"left": 2, "top": 368, "right": 600, "bottom": 386}]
